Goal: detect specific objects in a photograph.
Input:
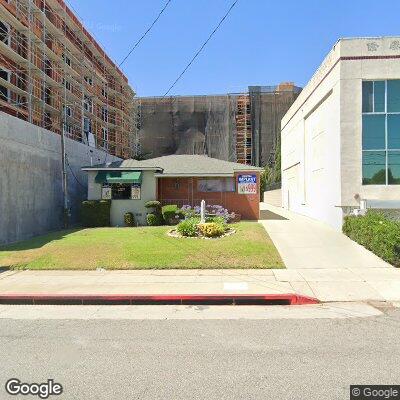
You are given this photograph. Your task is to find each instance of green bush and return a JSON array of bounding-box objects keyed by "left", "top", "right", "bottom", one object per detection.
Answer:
[
  {"left": 177, "top": 217, "right": 199, "bottom": 237},
  {"left": 162, "top": 204, "right": 183, "bottom": 225},
  {"left": 145, "top": 200, "right": 164, "bottom": 225},
  {"left": 343, "top": 211, "right": 400, "bottom": 267},
  {"left": 146, "top": 213, "right": 163, "bottom": 226},
  {"left": 81, "top": 200, "right": 111, "bottom": 227},
  {"left": 198, "top": 222, "right": 225, "bottom": 238},
  {"left": 206, "top": 216, "right": 228, "bottom": 229},
  {"left": 124, "top": 212, "right": 135, "bottom": 227},
  {"left": 144, "top": 200, "right": 162, "bottom": 210}
]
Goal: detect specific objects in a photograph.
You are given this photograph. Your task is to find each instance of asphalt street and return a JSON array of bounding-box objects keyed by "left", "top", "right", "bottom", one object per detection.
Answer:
[{"left": 1, "top": 306, "right": 400, "bottom": 400}]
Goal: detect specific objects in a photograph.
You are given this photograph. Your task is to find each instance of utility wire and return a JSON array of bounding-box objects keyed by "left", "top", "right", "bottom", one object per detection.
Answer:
[
  {"left": 119, "top": 0, "right": 173, "bottom": 67},
  {"left": 66, "top": 156, "right": 86, "bottom": 189},
  {"left": 163, "top": 0, "right": 239, "bottom": 97}
]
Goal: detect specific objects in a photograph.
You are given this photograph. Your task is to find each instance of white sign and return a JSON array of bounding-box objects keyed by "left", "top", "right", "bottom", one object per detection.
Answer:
[
  {"left": 131, "top": 185, "right": 141, "bottom": 200},
  {"left": 101, "top": 186, "right": 111, "bottom": 200},
  {"left": 237, "top": 174, "right": 257, "bottom": 194}
]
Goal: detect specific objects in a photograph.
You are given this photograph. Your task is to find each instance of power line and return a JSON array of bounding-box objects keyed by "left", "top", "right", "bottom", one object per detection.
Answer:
[
  {"left": 66, "top": 156, "right": 86, "bottom": 189},
  {"left": 163, "top": 0, "right": 239, "bottom": 97},
  {"left": 119, "top": 0, "right": 173, "bottom": 67}
]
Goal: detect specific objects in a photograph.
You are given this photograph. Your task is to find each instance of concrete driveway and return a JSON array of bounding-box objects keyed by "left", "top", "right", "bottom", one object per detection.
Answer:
[{"left": 259, "top": 203, "right": 391, "bottom": 270}]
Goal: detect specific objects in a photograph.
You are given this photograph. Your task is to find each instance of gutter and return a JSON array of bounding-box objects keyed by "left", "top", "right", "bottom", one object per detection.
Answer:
[
  {"left": 155, "top": 173, "right": 235, "bottom": 178},
  {"left": 82, "top": 167, "right": 163, "bottom": 172}
]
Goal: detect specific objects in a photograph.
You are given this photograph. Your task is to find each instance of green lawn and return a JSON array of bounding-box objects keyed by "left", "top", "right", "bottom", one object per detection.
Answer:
[{"left": 0, "top": 222, "right": 284, "bottom": 270}]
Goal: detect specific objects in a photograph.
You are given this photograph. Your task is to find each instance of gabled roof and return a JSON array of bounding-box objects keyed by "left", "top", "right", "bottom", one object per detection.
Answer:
[
  {"left": 82, "top": 155, "right": 262, "bottom": 176},
  {"left": 82, "top": 159, "right": 164, "bottom": 171}
]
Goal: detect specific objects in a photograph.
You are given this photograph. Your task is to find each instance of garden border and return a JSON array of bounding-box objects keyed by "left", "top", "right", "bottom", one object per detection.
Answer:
[{"left": 167, "top": 228, "right": 236, "bottom": 240}]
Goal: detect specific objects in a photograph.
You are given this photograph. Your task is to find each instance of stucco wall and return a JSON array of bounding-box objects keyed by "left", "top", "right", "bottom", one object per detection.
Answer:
[
  {"left": 0, "top": 112, "right": 120, "bottom": 244},
  {"left": 86, "top": 170, "right": 157, "bottom": 226},
  {"left": 281, "top": 46, "right": 342, "bottom": 230},
  {"left": 263, "top": 189, "right": 282, "bottom": 207},
  {"left": 339, "top": 38, "right": 400, "bottom": 207},
  {"left": 281, "top": 37, "right": 400, "bottom": 231}
]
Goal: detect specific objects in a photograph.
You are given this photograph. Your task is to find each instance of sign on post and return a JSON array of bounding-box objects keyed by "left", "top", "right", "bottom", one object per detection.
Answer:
[{"left": 237, "top": 174, "right": 257, "bottom": 194}]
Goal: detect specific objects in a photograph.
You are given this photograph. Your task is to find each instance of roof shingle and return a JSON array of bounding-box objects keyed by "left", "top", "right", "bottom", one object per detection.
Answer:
[{"left": 83, "top": 155, "right": 263, "bottom": 176}]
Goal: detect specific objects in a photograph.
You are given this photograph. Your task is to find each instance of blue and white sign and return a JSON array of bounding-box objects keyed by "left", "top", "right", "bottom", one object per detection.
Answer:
[{"left": 238, "top": 174, "right": 257, "bottom": 194}]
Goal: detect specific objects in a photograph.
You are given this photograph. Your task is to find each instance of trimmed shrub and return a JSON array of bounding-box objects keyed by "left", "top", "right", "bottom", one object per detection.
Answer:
[
  {"left": 144, "top": 200, "right": 162, "bottom": 210},
  {"left": 177, "top": 217, "right": 199, "bottom": 237},
  {"left": 147, "top": 213, "right": 162, "bottom": 226},
  {"left": 198, "top": 222, "right": 225, "bottom": 238},
  {"left": 81, "top": 200, "right": 111, "bottom": 227},
  {"left": 162, "top": 204, "right": 182, "bottom": 225},
  {"left": 145, "top": 200, "right": 164, "bottom": 225},
  {"left": 124, "top": 212, "right": 135, "bottom": 227},
  {"left": 343, "top": 211, "right": 400, "bottom": 267}
]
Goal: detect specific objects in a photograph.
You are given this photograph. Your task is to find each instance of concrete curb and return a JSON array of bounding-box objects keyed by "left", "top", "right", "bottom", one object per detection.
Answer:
[{"left": 0, "top": 293, "right": 319, "bottom": 305}]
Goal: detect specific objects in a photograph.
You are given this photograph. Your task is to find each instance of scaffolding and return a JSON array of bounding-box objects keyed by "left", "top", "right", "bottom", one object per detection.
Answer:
[
  {"left": 0, "top": 0, "right": 136, "bottom": 158},
  {"left": 235, "top": 94, "right": 252, "bottom": 165},
  {"left": 135, "top": 84, "right": 301, "bottom": 167}
]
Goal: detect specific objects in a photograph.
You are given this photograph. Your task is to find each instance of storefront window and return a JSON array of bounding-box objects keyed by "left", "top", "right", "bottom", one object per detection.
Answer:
[
  {"left": 362, "top": 151, "right": 386, "bottom": 185},
  {"left": 111, "top": 183, "right": 131, "bottom": 199},
  {"left": 388, "top": 151, "right": 400, "bottom": 184},
  {"left": 362, "top": 80, "right": 400, "bottom": 185},
  {"left": 197, "top": 178, "right": 235, "bottom": 192}
]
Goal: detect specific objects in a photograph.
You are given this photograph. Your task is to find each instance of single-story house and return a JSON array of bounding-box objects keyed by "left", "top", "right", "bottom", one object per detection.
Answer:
[{"left": 82, "top": 155, "right": 263, "bottom": 225}]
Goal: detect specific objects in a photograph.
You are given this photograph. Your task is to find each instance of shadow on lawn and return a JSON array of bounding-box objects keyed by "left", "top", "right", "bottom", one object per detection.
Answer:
[{"left": 0, "top": 228, "right": 83, "bottom": 252}]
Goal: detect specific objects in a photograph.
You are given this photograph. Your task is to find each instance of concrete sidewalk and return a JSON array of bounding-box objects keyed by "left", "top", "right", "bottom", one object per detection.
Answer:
[
  {"left": 0, "top": 204, "right": 398, "bottom": 303},
  {"left": 1, "top": 267, "right": 400, "bottom": 302},
  {"left": 259, "top": 203, "right": 391, "bottom": 269}
]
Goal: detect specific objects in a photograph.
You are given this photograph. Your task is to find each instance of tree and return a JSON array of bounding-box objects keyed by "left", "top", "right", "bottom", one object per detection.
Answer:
[{"left": 260, "top": 138, "right": 281, "bottom": 199}]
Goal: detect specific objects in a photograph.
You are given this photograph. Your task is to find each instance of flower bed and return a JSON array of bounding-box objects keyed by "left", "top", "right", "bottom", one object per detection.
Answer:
[
  {"left": 168, "top": 227, "right": 236, "bottom": 240},
  {"left": 179, "top": 204, "right": 240, "bottom": 223},
  {"left": 161, "top": 205, "right": 241, "bottom": 238}
]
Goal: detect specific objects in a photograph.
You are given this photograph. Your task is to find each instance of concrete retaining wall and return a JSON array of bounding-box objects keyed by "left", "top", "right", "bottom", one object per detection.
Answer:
[
  {"left": 0, "top": 112, "right": 120, "bottom": 245},
  {"left": 263, "top": 189, "right": 282, "bottom": 207}
]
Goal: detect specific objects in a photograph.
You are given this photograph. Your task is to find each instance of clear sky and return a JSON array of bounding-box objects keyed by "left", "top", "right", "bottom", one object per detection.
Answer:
[{"left": 67, "top": 0, "right": 400, "bottom": 97}]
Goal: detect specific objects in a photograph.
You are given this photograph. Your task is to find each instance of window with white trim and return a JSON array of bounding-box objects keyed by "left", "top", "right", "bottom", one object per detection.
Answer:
[
  {"left": 84, "top": 76, "right": 93, "bottom": 86},
  {"left": 63, "top": 123, "right": 73, "bottom": 136},
  {"left": 0, "top": 68, "right": 10, "bottom": 102},
  {"left": 102, "top": 85, "right": 108, "bottom": 99},
  {"left": 0, "top": 21, "right": 10, "bottom": 46},
  {"left": 83, "top": 117, "right": 92, "bottom": 134},
  {"left": 101, "top": 106, "right": 108, "bottom": 122},
  {"left": 63, "top": 105, "right": 72, "bottom": 117},
  {"left": 102, "top": 127, "right": 108, "bottom": 149},
  {"left": 83, "top": 95, "right": 93, "bottom": 112},
  {"left": 63, "top": 78, "right": 72, "bottom": 91},
  {"left": 197, "top": 178, "right": 235, "bottom": 192},
  {"left": 62, "top": 53, "right": 71, "bottom": 67}
]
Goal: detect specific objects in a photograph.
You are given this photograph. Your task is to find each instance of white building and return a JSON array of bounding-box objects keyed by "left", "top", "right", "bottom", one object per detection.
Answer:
[{"left": 281, "top": 37, "right": 400, "bottom": 231}]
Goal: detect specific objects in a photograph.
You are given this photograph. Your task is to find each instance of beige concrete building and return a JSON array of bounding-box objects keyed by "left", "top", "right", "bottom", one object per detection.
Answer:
[{"left": 281, "top": 37, "right": 400, "bottom": 230}]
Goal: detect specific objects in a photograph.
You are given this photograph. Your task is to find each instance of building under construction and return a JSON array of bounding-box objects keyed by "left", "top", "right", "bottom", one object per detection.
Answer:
[
  {"left": 135, "top": 83, "right": 301, "bottom": 167},
  {"left": 0, "top": 0, "right": 135, "bottom": 158}
]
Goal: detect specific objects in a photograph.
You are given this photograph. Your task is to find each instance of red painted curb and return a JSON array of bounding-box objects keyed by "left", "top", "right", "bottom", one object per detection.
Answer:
[{"left": 0, "top": 293, "right": 319, "bottom": 305}]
